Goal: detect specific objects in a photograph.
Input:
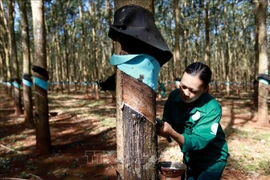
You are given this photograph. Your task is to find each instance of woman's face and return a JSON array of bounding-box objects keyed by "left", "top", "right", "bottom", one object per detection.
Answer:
[{"left": 179, "top": 72, "right": 208, "bottom": 103}]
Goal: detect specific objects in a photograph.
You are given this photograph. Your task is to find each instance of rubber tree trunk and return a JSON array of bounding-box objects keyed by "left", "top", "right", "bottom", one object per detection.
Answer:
[
  {"left": 8, "top": 0, "right": 23, "bottom": 115},
  {"left": 7, "top": 83, "right": 12, "bottom": 97},
  {"left": 12, "top": 80, "right": 23, "bottom": 115},
  {"left": 254, "top": 0, "right": 269, "bottom": 125},
  {"left": 31, "top": 0, "right": 51, "bottom": 154},
  {"left": 113, "top": 2, "right": 159, "bottom": 179},
  {"left": 116, "top": 69, "right": 158, "bottom": 179},
  {"left": 33, "top": 71, "right": 51, "bottom": 154},
  {"left": 23, "top": 80, "right": 33, "bottom": 126},
  {"left": 18, "top": 0, "right": 34, "bottom": 126}
]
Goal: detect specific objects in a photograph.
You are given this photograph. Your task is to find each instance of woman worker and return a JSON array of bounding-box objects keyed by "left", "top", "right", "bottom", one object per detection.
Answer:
[{"left": 157, "top": 62, "right": 230, "bottom": 180}]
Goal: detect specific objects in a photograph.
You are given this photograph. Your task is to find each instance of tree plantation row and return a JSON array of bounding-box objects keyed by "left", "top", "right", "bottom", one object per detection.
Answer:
[
  {"left": 1, "top": 1, "right": 269, "bottom": 83},
  {"left": 0, "top": 0, "right": 269, "bottom": 159}
]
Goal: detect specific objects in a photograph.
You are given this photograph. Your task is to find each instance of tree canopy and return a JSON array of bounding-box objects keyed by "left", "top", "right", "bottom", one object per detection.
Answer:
[{"left": 0, "top": 0, "right": 269, "bottom": 84}]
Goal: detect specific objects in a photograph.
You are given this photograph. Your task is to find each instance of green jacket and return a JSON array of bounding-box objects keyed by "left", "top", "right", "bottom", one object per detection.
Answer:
[{"left": 162, "top": 89, "right": 230, "bottom": 170}]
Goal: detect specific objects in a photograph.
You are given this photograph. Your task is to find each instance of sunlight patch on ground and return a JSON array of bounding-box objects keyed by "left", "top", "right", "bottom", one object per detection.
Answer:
[
  {"left": 159, "top": 143, "right": 183, "bottom": 163},
  {"left": 226, "top": 127, "right": 270, "bottom": 175}
]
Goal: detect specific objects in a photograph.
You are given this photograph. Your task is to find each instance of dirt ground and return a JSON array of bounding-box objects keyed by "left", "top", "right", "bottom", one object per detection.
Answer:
[{"left": 0, "top": 85, "right": 270, "bottom": 180}]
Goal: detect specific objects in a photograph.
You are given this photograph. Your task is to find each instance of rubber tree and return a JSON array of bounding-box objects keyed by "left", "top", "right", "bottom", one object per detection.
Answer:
[
  {"left": 18, "top": 0, "right": 34, "bottom": 126},
  {"left": 254, "top": 0, "right": 269, "bottom": 125},
  {"left": 8, "top": 0, "right": 23, "bottom": 115},
  {"left": 31, "top": 0, "right": 51, "bottom": 154},
  {"left": 0, "top": 0, "right": 9, "bottom": 85},
  {"left": 111, "top": 1, "right": 172, "bottom": 179}
]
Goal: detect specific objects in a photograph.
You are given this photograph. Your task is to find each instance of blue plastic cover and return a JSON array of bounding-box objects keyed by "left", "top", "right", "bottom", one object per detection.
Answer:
[
  {"left": 23, "top": 79, "right": 33, "bottom": 87},
  {"left": 110, "top": 54, "right": 160, "bottom": 91},
  {"left": 34, "top": 77, "right": 48, "bottom": 91},
  {"left": 12, "top": 81, "right": 20, "bottom": 89}
]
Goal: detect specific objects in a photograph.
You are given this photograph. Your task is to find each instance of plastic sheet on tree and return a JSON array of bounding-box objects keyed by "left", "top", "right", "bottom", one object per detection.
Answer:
[{"left": 110, "top": 54, "right": 160, "bottom": 91}]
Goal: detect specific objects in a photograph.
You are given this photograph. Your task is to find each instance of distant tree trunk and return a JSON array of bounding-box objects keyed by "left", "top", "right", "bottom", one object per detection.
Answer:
[
  {"left": 204, "top": 0, "right": 210, "bottom": 67},
  {"left": 107, "top": 0, "right": 114, "bottom": 56},
  {"left": 194, "top": 3, "right": 201, "bottom": 63},
  {"left": 2, "top": 0, "right": 11, "bottom": 95},
  {"left": 70, "top": 28, "right": 78, "bottom": 88},
  {"left": 18, "top": 0, "right": 34, "bottom": 127},
  {"left": 231, "top": 3, "right": 237, "bottom": 85},
  {"left": 173, "top": 0, "right": 181, "bottom": 78},
  {"left": 55, "top": 31, "right": 62, "bottom": 91},
  {"left": 106, "top": 0, "right": 117, "bottom": 92},
  {"left": 182, "top": 1, "right": 188, "bottom": 68},
  {"left": 113, "top": 1, "right": 158, "bottom": 179},
  {"left": 78, "top": 0, "right": 85, "bottom": 86},
  {"left": 64, "top": 28, "right": 70, "bottom": 94},
  {"left": 78, "top": 0, "right": 88, "bottom": 96},
  {"left": 88, "top": 1, "right": 99, "bottom": 81},
  {"left": 0, "top": 55, "right": 5, "bottom": 81},
  {"left": 0, "top": 0, "right": 9, "bottom": 89},
  {"left": 183, "top": 29, "right": 189, "bottom": 68},
  {"left": 88, "top": 1, "right": 100, "bottom": 99},
  {"left": 8, "top": 0, "right": 23, "bottom": 115},
  {"left": 241, "top": 18, "right": 249, "bottom": 90},
  {"left": 254, "top": 0, "right": 269, "bottom": 125},
  {"left": 0, "top": 1, "right": 7, "bottom": 82},
  {"left": 224, "top": 5, "right": 231, "bottom": 97},
  {"left": 31, "top": 0, "right": 51, "bottom": 154}
]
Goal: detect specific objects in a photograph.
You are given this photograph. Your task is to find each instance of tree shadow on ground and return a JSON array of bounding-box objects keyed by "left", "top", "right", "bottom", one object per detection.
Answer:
[
  {"left": 0, "top": 112, "right": 117, "bottom": 179},
  {"left": 1, "top": 85, "right": 269, "bottom": 179},
  {"left": 0, "top": 85, "right": 118, "bottom": 179},
  {"left": 216, "top": 93, "right": 270, "bottom": 179}
]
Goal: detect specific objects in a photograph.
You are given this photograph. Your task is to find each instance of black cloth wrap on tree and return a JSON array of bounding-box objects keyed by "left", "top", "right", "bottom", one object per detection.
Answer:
[
  {"left": 108, "top": 4, "right": 173, "bottom": 66},
  {"left": 22, "top": 73, "right": 33, "bottom": 83},
  {"left": 99, "top": 73, "right": 116, "bottom": 91},
  {"left": 257, "top": 74, "right": 270, "bottom": 84},
  {"left": 32, "top": 65, "right": 49, "bottom": 80},
  {"left": 10, "top": 78, "right": 22, "bottom": 84},
  {"left": 113, "top": 33, "right": 171, "bottom": 66}
]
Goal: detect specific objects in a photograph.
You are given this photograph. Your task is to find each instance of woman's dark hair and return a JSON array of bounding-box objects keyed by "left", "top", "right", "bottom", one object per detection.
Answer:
[{"left": 184, "top": 62, "right": 212, "bottom": 88}]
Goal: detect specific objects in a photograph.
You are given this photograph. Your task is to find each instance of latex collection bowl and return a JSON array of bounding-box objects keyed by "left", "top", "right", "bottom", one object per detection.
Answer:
[{"left": 158, "top": 161, "right": 187, "bottom": 178}]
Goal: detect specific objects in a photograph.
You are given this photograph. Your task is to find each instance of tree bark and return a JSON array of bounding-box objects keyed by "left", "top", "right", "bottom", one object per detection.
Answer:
[
  {"left": 204, "top": 0, "right": 210, "bottom": 67},
  {"left": 64, "top": 28, "right": 70, "bottom": 94},
  {"left": 224, "top": 5, "right": 231, "bottom": 97},
  {"left": 173, "top": 0, "right": 181, "bottom": 78},
  {"left": 88, "top": 0, "right": 100, "bottom": 81},
  {"left": 254, "top": 0, "right": 269, "bottom": 125},
  {"left": 107, "top": 0, "right": 115, "bottom": 56},
  {"left": 31, "top": 0, "right": 51, "bottom": 154},
  {"left": 113, "top": 1, "right": 158, "bottom": 179},
  {"left": 116, "top": 69, "right": 157, "bottom": 179},
  {"left": 8, "top": 0, "right": 23, "bottom": 115},
  {"left": 0, "top": 0, "right": 8, "bottom": 82},
  {"left": 18, "top": 0, "right": 34, "bottom": 126}
]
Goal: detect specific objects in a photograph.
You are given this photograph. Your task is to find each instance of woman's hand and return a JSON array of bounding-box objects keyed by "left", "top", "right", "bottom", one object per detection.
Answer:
[
  {"left": 157, "top": 121, "right": 185, "bottom": 146},
  {"left": 157, "top": 121, "right": 174, "bottom": 138}
]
